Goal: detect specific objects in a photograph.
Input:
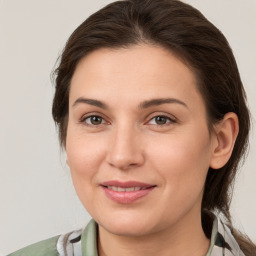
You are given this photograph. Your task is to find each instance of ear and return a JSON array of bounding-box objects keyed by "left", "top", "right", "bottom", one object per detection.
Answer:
[{"left": 210, "top": 112, "right": 239, "bottom": 169}]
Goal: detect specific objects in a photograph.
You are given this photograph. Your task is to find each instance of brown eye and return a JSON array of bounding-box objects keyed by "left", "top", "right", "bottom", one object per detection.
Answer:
[
  {"left": 148, "top": 115, "right": 175, "bottom": 126},
  {"left": 91, "top": 116, "right": 102, "bottom": 125},
  {"left": 84, "top": 115, "right": 105, "bottom": 125},
  {"left": 155, "top": 116, "right": 168, "bottom": 125}
]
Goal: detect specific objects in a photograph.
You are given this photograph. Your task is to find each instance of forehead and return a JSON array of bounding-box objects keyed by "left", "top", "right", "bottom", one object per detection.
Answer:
[{"left": 69, "top": 44, "right": 204, "bottom": 110}]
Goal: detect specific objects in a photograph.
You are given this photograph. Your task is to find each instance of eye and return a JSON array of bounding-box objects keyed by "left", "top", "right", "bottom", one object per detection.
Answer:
[
  {"left": 148, "top": 115, "right": 175, "bottom": 126},
  {"left": 82, "top": 115, "right": 106, "bottom": 126}
]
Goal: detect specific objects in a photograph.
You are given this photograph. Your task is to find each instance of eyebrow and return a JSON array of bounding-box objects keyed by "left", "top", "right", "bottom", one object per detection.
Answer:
[
  {"left": 72, "top": 97, "right": 108, "bottom": 109},
  {"left": 72, "top": 97, "right": 188, "bottom": 109},
  {"left": 139, "top": 98, "right": 188, "bottom": 109}
]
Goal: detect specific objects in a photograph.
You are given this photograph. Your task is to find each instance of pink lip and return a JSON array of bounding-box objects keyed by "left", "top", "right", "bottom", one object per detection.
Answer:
[
  {"left": 100, "top": 180, "right": 156, "bottom": 204},
  {"left": 101, "top": 180, "right": 155, "bottom": 188}
]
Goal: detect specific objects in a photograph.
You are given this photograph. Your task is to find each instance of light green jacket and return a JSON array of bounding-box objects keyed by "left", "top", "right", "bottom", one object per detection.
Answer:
[{"left": 8, "top": 213, "right": 247, "bottom": 256}]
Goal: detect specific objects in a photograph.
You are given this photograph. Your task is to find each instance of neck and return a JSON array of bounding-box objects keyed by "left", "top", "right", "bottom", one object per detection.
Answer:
[{"left": 97, "top": 209, "right": 210, "bottom": 256}]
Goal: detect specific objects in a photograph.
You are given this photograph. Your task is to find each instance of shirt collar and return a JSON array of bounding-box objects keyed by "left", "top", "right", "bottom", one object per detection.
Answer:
[
  {"left": 81, "top": 219, "right": 98, "bottom": 256},
  {"left": 81, "top": 214, "right": 244, "bottom": 256},
  {"left": 206, "top": 212, "right": 245, "bottom": 256}
]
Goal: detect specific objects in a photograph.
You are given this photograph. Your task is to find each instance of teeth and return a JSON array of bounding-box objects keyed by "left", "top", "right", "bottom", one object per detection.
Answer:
[
  {"left": 107, "top": 186, "right": 142, "bottom": 192},
  {"left": 118, "top": 187, "right": 126, "bottom": 192},
  {"left": 125, "top": 187, "right": 135, "bottom": 191}
]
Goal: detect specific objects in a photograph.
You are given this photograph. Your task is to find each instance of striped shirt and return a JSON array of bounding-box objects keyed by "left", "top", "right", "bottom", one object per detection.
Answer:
[{"left": 8, "top": 213, "right": 247, "bottom": 256}]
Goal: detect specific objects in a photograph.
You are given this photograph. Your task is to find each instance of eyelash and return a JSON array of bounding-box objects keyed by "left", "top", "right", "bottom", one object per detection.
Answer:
[
  {"left": 79, "top": 114, "right": 177, "bottom": 128},
  {"left": 147, "top": 115, "right": 176, "bottom": 126},
  {"left": 80, "top": 114, "right": 107, "bottom": 127}
]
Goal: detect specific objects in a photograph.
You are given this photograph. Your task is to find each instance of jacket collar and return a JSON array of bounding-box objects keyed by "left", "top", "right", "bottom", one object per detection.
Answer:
[
  {"left": 207, "top": 212, "right": 245, "bottom": 256},
  {"left": 78, "top": 213, "right": 245, "bottom": 256}
]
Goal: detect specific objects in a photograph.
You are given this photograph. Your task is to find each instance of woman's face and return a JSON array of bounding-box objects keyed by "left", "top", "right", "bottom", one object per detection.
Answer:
[{"left": 66, "top": 44, "right": 216, "bottom": 236}]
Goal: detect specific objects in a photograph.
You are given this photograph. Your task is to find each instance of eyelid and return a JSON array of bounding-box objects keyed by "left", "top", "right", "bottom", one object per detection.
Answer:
[
  {"left": 78, "top": 111, "right": 177, "bottom": 127},
  {"left": 145, "top": 112, "right": 177, "bottom": 125},
  {"left": 79, "top": 112, "right": 110, "bottom": 126}
]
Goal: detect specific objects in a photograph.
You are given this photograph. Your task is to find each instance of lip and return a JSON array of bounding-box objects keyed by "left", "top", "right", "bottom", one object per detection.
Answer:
[
  {"left": 101, "top": 180, "right": 155, "bottom": 188},
  {"left": 100, "top": 180, "right": 156, "bottom": 204}
]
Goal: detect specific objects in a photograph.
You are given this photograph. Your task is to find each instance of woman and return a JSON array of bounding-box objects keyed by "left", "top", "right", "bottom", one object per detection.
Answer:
[{"left": 8, "top": 0, "right": 255, "bottom": 255}]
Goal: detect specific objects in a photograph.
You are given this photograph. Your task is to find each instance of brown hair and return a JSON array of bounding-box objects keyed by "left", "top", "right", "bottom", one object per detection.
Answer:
[{"left": 52, "top": 0, "right": 255, "bottom": 253}]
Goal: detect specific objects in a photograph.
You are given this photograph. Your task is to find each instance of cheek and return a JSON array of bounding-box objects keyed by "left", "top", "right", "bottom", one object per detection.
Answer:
[
  {"left": 66, "top": 127, "right": 108, "bottom": 189},
  {"left": 65, "top": 128, "right": 111, "bottom": 216},
  {"left": 148, "top": 127, "right": 212, "bottom": 193}
]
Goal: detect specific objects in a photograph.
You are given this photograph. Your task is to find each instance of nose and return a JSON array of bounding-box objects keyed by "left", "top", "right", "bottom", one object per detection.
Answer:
[{"left": 106, "top": 125, "right": 145, "bottom": 170}]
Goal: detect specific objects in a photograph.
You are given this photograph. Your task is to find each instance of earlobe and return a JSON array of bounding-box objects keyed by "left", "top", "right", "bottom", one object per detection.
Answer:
[{"left": 210, "top": 112, "right": 239, "bottom": 169}]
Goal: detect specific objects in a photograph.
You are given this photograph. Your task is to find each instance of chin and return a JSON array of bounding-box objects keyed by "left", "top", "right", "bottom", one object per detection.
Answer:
[
  {"left": 104, "top": 222, "right": 153, "bottom": 237},
  {"left": 96, "top": 210, "right": 161, "bottom": 237}
]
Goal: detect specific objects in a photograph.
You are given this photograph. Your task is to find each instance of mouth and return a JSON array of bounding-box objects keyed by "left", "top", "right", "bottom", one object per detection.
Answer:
[
  {"left": 103, "top": 186, "right": 149, "bottom": 192},
  {"left": 100, "top": 180, "right": 156, "bottom": 204}
]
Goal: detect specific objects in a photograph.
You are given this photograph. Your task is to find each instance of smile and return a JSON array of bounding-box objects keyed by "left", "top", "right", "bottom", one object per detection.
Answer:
[
  {"left": 106, "top": 186, "right": 145, "bottom": 192},
  {"left": 100, "top": 181, "right": 156, "bottom": 204}
]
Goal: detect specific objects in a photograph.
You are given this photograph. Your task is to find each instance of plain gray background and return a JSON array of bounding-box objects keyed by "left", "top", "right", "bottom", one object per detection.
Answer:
[{"left": 0, "top": 0, "right": 255, "bottom": 254}]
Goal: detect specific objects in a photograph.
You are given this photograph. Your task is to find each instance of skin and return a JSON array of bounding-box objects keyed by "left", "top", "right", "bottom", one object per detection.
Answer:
[{"left": 66, "top": 44, "right": 238, "bottom": 256}]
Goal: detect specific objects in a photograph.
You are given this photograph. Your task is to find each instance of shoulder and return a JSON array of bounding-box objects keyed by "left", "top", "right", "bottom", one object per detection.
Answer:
[
  {"left": 7, "top": 235, "right": 60, "bottom": 256},
  {"left": 7, "top": 220, "right": 96, "bottom": 256}
]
